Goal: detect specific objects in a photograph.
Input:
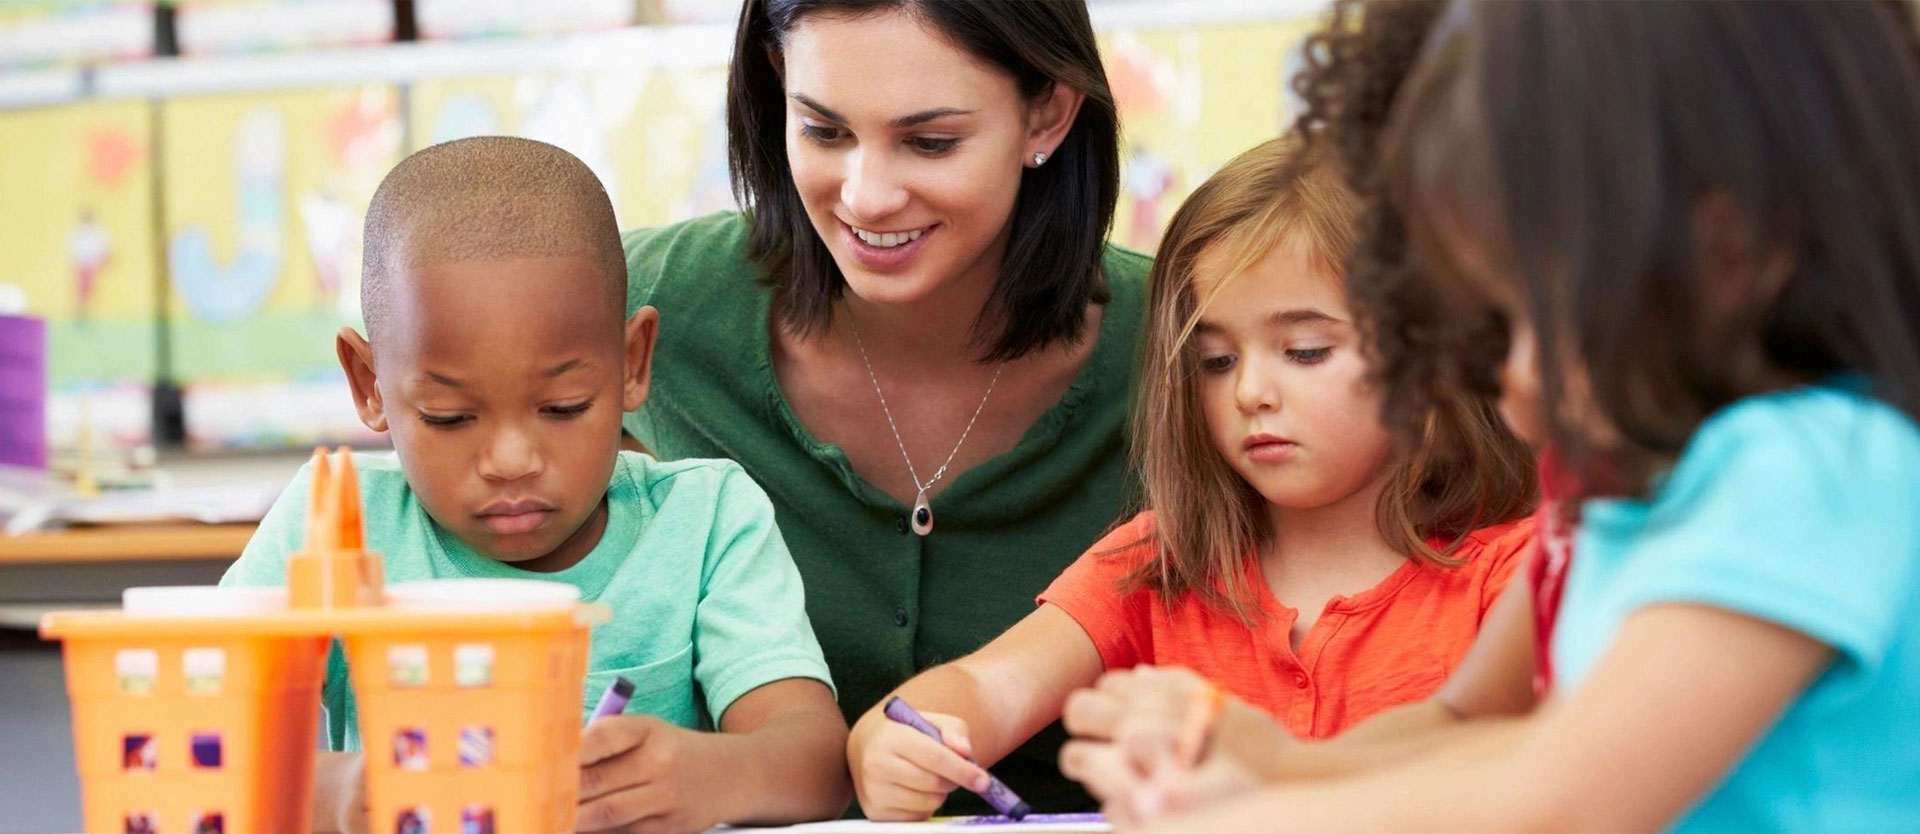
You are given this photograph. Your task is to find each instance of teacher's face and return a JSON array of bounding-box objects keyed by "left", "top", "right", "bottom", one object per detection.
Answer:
[{"left": 781, "top": 9, "right": 1034, "bottom": 308}]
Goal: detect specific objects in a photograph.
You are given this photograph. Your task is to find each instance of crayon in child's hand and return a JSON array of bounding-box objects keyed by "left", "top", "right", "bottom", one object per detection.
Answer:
[
  {"left": 590, "top": 675, "right": 635, "bottom": 722},
  {"left": 883, "top": 696, "right": 1032, "bottom": 820}
]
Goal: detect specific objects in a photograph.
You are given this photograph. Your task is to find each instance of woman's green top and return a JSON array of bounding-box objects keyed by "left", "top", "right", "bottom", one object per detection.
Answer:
[{"left": 622, "top": 212, "right": 1150, "bottom": 814}]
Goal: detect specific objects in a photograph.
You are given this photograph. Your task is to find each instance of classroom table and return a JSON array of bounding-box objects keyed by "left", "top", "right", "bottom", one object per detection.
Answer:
[
  {"left": 50, "top": 824, "right": 1110, "bottom": 834},
  {"left": 0, "top": 523, "right": 251, "bottom": 628},
  {"left": 711, "top": 817, "right": 1113, "bottom": 834},
  {"left": 44, "top": 812, "right": 1109, "bottom": 833}
]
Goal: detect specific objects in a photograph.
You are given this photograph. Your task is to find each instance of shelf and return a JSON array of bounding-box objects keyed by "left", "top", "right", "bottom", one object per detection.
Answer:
[
  {"left": 91, "top": 23, "right": 734, "bottom": 99},
  {"left": 0, "top": 0, "right": 1332, "bottom": 109}
]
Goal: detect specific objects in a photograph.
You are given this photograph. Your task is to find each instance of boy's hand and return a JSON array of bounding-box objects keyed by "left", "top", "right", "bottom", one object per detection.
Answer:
[
  {"left": 847, "top": 706, "right": 994, "bottom": 820},
  {"left": 313, "top": 751, "right": 370, "bottom": 834},
  {"left": 577, "top": 715, "right": 727, "bottom": 834}
]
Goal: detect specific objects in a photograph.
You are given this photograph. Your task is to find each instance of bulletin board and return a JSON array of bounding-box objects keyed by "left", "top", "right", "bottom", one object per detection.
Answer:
[
  {"left": 0, "top": 98, "right": 158, "bottom": 449},
  {"left": 1102, "top": 17, "right": 1321, "bottom": 252},
  {"left": 0, "top": 11, "right": 1323, "bottom": 454},
  {"left": 407, "top": 64, "right": 733, "bottom": 231},
  {"left": 158, "top": 84, "right": 401, "bottom": 448}
]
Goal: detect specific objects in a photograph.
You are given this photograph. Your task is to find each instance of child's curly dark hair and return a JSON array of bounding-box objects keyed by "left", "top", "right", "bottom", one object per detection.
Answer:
[
  {"left": 1284, "top": 0, "right": 1510, "bottom": 436},
  {"left": 1286, "top": 0, "right": 1507, "bottom": 437},
  {"left": 1290, "top": 0, "right": 1920, "bottom": 443}
]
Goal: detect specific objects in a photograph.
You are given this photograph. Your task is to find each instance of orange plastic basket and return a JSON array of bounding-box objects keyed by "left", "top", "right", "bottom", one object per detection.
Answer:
[
  {"left": 340, "top": 608, "right": 592, "bottom": 834},
  {"left": 42, "top": 449, "right": 607, "bottom": 834},
  {"left": 50, "top": 621, "right": 329, "bottom": 834}
]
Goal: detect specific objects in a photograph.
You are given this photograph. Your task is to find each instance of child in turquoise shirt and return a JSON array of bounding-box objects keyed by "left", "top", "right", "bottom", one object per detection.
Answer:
[{"left": 221, "top": 137, "right": 849, "bottom": 833}]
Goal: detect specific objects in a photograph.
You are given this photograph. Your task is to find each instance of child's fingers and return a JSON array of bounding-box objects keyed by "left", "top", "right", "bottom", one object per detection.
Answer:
[
  {"left": 1059, "top": 740, "right": 1153, "bottom": 813},
  {"left": 576, "top": 780, "right": 667, "bottom": 833},
  {"left": 1140, "top": 757, "right": 1259, "bottom": 824},
  {"left": 1061, "top": 687, "right": 1123, "bottom": 740},
  {"left": 851, "top": 723, "right": 977, "bottom": 820},
  {"left": 579, "top": 714, "right": 661, "bottom": 767},
  {"left": 344, "top": 787, "right": 370, "bottom": 834},
  {"left": 894, "top": 725, "right": 993, "bottom": 794},
  {"left": 876, "top": 751, "right": 964, "bottom": 795},
  {"left": 859, "top": 777, "right": 953, "bottom": 821},
  {"left": 918, "top": 711, "right": 977, "bottom": 761},
  {"left": 578, "top": 722, "right": 668, "bottom": 802},
  {"left": 898, "top": 738, "right": 993, "bottom": 795},
  {"left": 578, "top": 753, "right": 642, "bottom": 805},
  {"left": 1094, "top": 667, "right": 1142, "bottom": 693},
  {"left": 1172, "top": 680, "right": 1224, "bottom": 766},
  {"left": 325, "top": 753, "right": 371, "bottom": 834},
  {"left": 1115, "top": 718, "right": 1183, "bottom": 777}
]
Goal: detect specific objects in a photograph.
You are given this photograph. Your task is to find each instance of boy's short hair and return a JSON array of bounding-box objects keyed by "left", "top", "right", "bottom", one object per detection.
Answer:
[{"left": 360, "top": 136, "right": 626, "bottom": 341}]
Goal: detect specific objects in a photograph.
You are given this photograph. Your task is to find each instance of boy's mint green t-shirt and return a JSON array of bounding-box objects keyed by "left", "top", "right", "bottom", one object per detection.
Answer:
[
  {"left": 1555, "top": 385, "right": 1920, "bottom": 832},
  {"left": 221, "top": 451, "right": 834, "bottom": 752}
]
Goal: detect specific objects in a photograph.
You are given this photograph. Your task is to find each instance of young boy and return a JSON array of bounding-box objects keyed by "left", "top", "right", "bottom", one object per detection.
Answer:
[{"left": 221, "top": 137, "right": 850, "bottom": 834}]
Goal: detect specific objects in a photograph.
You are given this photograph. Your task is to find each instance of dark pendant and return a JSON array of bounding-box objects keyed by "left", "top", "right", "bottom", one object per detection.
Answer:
[{"left": 911, "top": 492, "right": 933, "bottom": 536}]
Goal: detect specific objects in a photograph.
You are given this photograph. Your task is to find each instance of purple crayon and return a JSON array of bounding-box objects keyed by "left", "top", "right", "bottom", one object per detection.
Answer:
[
  {"left": 590, "top": 675, "right": 636, "bottom": 722},
  {"left": 883, "top": 696, "right": 1031, "bottom": 820}
]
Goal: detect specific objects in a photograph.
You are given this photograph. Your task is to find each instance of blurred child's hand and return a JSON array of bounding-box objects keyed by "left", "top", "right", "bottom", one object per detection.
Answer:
[
  {"left": 577, "top": 714, "right": 728, "bottom": 834},
  {"left": 313, "top": 751, "right": 370, "bottom": 834},
  {"left": 847, "top": 706, "right": 994, "bottom": 820},
  {"left": 1063, "top": 666, "right": 1221, "bottom": 772},
  {"left": 1059, "top": 666, "right": 1272, "bottom": 824},
  {"left": 1061, "top": 737, "right": 1259, "bottom": 828}
]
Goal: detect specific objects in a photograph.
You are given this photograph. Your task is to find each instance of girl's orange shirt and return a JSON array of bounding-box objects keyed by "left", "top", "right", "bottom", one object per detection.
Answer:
[{"left": 1039, "top": 511, "right": 1535, "bottom": 738}]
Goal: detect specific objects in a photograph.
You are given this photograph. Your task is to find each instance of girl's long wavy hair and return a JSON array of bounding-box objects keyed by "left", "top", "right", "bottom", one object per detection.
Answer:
[{"left": 1123, "top": 136, "right": 1535, "bottom": 621}]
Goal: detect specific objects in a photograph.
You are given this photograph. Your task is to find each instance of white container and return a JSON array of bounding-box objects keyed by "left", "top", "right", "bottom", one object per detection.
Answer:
[
  {"left": 122, "top": 585, "right": 288, "bottom": 617},
  {"left": 382, "top": 578, "right": 579, "bottom": 612}
]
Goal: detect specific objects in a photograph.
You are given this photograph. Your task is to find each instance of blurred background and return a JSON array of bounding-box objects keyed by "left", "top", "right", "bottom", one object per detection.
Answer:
[
  {"left": 0, "top": 1, "right": 1327, "bottom": 830},
  {"left": 0, "top": 0, "right": 1327, "bottom": 462}
]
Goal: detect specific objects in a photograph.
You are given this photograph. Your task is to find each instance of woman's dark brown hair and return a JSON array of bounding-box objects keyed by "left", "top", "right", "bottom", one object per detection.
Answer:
[{"left": 727, "top": 0, "right": 1121, "bottom": 362}]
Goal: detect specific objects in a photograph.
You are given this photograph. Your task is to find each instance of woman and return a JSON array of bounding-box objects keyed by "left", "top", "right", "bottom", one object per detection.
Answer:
[{"left": 620, "top": 0, "right": 1148, "bottom": 814}]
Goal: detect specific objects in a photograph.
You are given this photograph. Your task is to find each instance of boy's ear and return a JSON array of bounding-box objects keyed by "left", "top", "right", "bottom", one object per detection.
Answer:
[
  {"left": 621, "top": 306, "right": 660, "bottom": 413},
  {"left": 336, "top": 327, "right": 389, "bottom": 433}
]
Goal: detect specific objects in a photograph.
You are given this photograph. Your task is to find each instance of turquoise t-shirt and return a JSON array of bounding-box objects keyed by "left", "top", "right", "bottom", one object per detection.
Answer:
[
  {"left": 1554, "top": 384, "right": 1920, "bottom": 832},
  {"left": 221, "top": 451, "right": 834, "bottom": 752}
]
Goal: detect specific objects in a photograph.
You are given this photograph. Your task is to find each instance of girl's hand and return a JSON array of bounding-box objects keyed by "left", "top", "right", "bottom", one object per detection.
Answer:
[{"left": 847, "top": 705, "right": 995, "bottom": 820}]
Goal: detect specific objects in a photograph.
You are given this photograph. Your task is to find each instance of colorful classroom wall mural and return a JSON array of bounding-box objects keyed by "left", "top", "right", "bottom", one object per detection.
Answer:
[
  {"left": 1103, "top": 17, "right": 1320, "bottom": 252},
  {"left": 0, "top": 12, "right": 1321, "bottom": 453},
  {"left": 407, "top": 64, "right": 734, "bottom": 230},
  {"left": 159, "top": 85, "right": 403, "bottom": 449},
  {"left": 0, "top": 98, "right": 158, "bottom": 450}
]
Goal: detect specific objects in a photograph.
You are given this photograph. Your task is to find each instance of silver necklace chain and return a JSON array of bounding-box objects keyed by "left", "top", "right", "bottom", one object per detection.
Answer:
[{"left": 848, "top": 319, "right": 1005, "bottom": 500}]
